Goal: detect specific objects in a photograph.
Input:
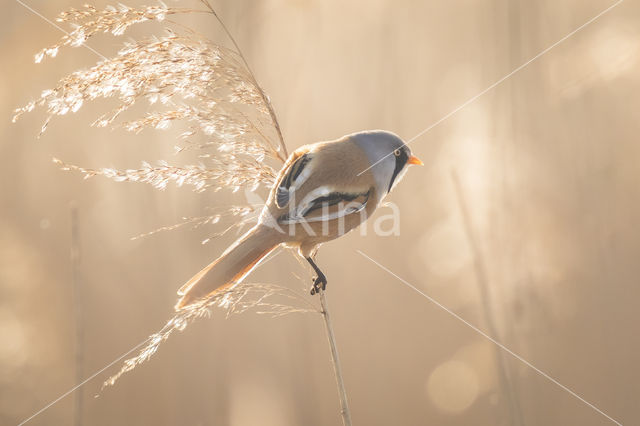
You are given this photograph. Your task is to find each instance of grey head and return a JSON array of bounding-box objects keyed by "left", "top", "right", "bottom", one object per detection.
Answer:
[{"left": 350, "top": 130, "right": 420, "bottom": 197}]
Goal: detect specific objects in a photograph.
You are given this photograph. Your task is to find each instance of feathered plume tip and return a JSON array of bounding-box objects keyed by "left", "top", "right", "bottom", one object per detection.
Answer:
[
  {"left": 102, "top": 282, "right": 316, "bottom": 389},
  {"left": 130, "top": 205, "right": 257, "bottom": 242},
  {"left": 15, "top": 2, "right": 287, "bottom": 196},
  {"left": 32, "top": 2, "right": 195, "bottom": 63},
  {"left": 52, "top": 156, "right": 275, "bottom": 193}
]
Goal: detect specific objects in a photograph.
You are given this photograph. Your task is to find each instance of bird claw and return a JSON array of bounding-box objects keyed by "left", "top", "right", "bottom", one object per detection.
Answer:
[{"left": 310, "top": 275, "right": 327, "bottom": 295}]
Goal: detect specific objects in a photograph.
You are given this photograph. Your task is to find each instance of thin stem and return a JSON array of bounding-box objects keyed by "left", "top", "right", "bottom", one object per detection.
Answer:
[
  {"left": 70, "top": 203, "right": 84, "bottom": 426},
  {"left": 199, "top": 0, "right": 289, "bottom": 160},
  {"left": 279, "top": 287, "right": 321, "bottom": 313},
  {"left": 319, "top": 291, "right": 352, "bottom": 426},
  {"left": 237, "top": 109, "right": 287, "bottom": 163}
]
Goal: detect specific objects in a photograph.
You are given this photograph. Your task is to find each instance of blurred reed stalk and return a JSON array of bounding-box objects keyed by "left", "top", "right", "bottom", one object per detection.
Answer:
[
  {"left": 319, "top": 291, "right": 352, "bottom": 426},
  {"left": 70, "top": 203, "right": 84, "bottom": 426},
  {"left": 451, "top": 171, "right": 523, "bottom": 426}
]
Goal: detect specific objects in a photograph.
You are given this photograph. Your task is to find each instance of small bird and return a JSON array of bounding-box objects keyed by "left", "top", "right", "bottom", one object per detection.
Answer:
[{"left": 175, "top": 130, "right": 422, "bottom": 309}]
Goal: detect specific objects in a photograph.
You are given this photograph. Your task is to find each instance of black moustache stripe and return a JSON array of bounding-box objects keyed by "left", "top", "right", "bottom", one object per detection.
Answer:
[{"left": 388, "top": 150, "right": 408, "bottom": 192}]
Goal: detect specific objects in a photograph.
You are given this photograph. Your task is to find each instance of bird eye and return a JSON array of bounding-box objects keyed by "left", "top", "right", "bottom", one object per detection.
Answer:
[{"left": 393, "top": 149, "right": 401, "bottom": 157}]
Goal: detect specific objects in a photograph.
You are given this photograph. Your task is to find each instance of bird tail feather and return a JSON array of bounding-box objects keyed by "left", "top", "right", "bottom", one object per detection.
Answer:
[{"left": 175, "top": 225, "right": 280, "bottom": 310}]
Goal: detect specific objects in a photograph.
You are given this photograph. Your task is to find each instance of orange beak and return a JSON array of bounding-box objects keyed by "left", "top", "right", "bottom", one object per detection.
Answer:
[{"left": 407, "top": 155, "right": 424, "bottom": 166}]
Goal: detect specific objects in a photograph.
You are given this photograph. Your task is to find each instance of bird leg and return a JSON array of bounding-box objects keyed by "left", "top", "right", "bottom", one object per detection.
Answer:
[{"left": 306, "top": 256, "right": 327, "bottom": 295}]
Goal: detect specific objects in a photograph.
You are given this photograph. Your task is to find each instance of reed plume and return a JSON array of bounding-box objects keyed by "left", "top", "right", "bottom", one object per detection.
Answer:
[
  {"left": 130, "top": 205, "right": 257, "bottom": 242},
  {"left": 14, "top": 0, "right": 304, "bottom": 380},
  {"left": 103, "top": 281, "right": 316, "bottom": 388},
  {"left": 16, "top": 4, "right": 352, "bottom": 424},
  {"left": 14, "top": 2, "right": 285, "bottom": 195}
]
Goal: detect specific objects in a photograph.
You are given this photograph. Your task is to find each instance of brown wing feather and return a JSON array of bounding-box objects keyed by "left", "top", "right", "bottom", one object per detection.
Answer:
[{"left": 275, "top": 152, "right": 312, "bottom": 208}]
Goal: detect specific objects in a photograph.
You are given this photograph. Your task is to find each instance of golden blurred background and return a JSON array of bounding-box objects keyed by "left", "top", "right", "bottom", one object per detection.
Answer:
[{"left": 2, "top": 0, "right": 639, "bottom": 425}]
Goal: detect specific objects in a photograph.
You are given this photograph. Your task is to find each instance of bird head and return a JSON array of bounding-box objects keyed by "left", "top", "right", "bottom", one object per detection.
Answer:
[{"left": 351, "top": 130, "right": 423, "bottom": 195}]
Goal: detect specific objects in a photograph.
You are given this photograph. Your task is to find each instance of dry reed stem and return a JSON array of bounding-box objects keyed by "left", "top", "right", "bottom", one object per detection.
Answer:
[
  {"left": 198, "top": 0, "right": 289, "bottom": 160},
  {"left": 319, "top": 291, "right": 353, "bottom": 426}
]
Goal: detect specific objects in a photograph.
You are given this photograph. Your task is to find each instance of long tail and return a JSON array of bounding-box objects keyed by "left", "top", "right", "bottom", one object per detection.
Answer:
[{"left": 175, "top": 225, "right": 281, "bottom": 310}]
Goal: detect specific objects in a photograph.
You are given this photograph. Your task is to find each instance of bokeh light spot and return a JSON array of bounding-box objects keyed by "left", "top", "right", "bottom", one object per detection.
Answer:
[
  {"left": 426, "top": 360, "right": 479, "bottom": 413},
  {"left": 419, "top": 218, "right": 472, "bottom": 278}
]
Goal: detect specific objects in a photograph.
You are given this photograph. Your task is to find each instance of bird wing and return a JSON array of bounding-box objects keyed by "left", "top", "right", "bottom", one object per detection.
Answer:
[
  {"left": 279, "top": 186, "right": 372, "bottom": 223},
  {"left": 275, "top": 152, "right": 313, "bottom": 208}
]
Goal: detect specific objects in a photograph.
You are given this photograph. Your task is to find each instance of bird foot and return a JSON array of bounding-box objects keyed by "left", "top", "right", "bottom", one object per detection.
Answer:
[{"left": 310, "top": 275, "right": 327, "bottom": 295}]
